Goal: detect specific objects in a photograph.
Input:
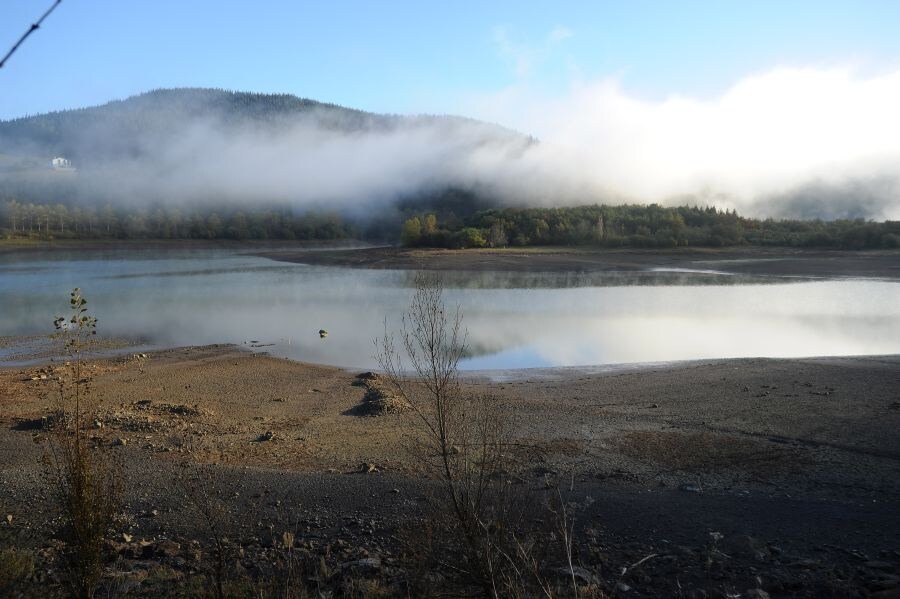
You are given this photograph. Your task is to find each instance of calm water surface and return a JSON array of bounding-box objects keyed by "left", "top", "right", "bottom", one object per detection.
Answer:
[{"left": 1, "top": 248, "right": 898, "bottom": 370}]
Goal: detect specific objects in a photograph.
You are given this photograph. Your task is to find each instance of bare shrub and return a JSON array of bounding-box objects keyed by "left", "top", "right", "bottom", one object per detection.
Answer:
[
  {"left": 376, "top": 273, "right": 575, "bottom": 597},
  {"left": 47, "top": 288, "right": 121, "bottom": 599}
]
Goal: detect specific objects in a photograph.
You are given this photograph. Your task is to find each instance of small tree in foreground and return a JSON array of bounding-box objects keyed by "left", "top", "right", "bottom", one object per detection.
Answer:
[
  {"left": 377, "top": 274, "right": 573, "bottom": 597},
  {"left": 48, "top": 289, "right": 121, "bottom": 599}
]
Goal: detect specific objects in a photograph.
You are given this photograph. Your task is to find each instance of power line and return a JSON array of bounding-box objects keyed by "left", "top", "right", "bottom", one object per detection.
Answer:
[{"left": 0, "top": 0, "right": 64, "bottom": 70}]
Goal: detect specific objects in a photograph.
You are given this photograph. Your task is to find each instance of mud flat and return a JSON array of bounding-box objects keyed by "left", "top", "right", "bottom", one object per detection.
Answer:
[
  {"left": 1, "top": 344, "right": 898, "bottom": 596},
  {"left": 258, "top": 245, "right": 900, "bottom": 279}
]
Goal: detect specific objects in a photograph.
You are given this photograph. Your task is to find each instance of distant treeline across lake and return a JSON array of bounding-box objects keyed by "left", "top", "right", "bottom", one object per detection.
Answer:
[{"left": 2, "top": 200, "right": 898, "bottom": 250}]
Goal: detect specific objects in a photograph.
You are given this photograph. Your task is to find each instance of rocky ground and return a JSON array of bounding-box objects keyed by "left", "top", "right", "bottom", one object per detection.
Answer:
[{"left": 1, "top": 345, "right": 899, "bottom": 597}]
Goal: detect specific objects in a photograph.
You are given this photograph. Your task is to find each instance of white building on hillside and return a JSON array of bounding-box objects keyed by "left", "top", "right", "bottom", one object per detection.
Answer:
[{"left": 50, "top": 156, "right": 75, "bottom": 170}]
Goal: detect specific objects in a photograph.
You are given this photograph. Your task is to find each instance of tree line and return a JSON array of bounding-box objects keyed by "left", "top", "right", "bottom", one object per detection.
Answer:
[
  {"left": 0, "top": 199, "right": 354, "bottom": 241},
  {"left": 4, "top": 199, "right": 899, "bottom": 249},
  {"left": 400, "top": 204, "right": 900, "bottom": 250}
]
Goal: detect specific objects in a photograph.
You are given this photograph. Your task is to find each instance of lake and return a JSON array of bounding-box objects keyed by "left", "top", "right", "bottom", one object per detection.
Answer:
[{"left": 1, "top": 248, "right": 898, "bottom": 370}]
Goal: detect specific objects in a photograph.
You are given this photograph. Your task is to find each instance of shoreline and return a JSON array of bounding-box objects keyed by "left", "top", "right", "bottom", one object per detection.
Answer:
[
  {"left": 2, "top": 344, "right": 898, "bottom": 595},
  {"left": 4, "top": 334, "right": 899, "bottom": 379},
  {"left": 3, "top": 241, "right": 899, "bottom": 279},
  {"left": 460, "top": 352, "right": 900, "bottom": 381},
  {"left": 257, "top": 245, "right": 900, "bottom": 279},
  {"left": 4, "top": 344, "right": 898, "bottom": 487}
]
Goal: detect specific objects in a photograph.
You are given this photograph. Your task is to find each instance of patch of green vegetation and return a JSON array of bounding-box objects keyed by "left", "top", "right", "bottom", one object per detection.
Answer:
[
  {"left": 0, "top": 200, "right": 356, "bottom": 242},
  {"left": 401, "top": 204, "right": 900, "bottom": 250}
]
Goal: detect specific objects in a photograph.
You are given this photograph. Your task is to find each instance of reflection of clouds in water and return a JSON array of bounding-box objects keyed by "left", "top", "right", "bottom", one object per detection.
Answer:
[
  {"left": 491, "top": 316, "right": 897, "bottom": 368},
  {"left": 457, "top": 283, "right": 900, "bottom": 368},
  {"left": 417, "top": 269, "right": 779, "bottom": 289},
  {"left": 0, "top": 250, "right": 898, "bottom": 369}
]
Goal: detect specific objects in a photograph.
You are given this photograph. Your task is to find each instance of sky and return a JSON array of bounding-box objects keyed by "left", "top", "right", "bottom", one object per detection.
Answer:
[
  {"left": 2, "top": 1, "right": 899, "bottom": 122},
  {"left": 2, "top": 1, "right": 900, "bottom": 218}
]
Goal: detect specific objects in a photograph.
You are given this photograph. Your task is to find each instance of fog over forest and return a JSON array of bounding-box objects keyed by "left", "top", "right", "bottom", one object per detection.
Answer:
[{"left": 1, "top": 66, "right": 899, "bottom": 222}]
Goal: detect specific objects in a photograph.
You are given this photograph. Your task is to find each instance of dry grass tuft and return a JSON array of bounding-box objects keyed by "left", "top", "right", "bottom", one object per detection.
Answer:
[{"left": 0, "top": 548, "right": 34, "bottom": 592}]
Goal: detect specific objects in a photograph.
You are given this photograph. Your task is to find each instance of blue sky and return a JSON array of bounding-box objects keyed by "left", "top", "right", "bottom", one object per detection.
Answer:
[{"left": 1, "top": 0, "right": 899, "bottom": 121}]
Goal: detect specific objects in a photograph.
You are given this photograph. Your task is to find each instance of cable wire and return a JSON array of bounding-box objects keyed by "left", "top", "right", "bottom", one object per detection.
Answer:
[{"left": 1, "top": 0, "right": 64, "bottom": 69}]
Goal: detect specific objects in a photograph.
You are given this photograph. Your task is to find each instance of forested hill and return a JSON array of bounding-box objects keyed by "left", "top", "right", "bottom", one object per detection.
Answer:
[
  {"left": 0, "top": 88, "right": 514, "bottom": 164},
  {"left": 0, "top": 89, "right": 350, "bottom": 161}
]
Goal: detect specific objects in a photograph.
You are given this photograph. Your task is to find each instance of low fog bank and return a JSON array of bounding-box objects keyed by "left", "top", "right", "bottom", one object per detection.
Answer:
[
  {"left": 1, "top": 69, "right": 899, "bottom": 221},
  {"left": 753, "top": 176, "right": 900, "bottom": 221},
  {"left": 472, "top": 65, "right": 900, "bottom": 221},
  {"left": 0, "top": 89, "right": 539, "bottom": 219}
]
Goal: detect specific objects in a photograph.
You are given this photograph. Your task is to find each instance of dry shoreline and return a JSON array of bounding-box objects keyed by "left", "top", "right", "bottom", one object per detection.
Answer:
[
  {"left": 257, "top": 245, "right": 900, "bottom": 279},
  {"left": 3, "top": 241, "right": 899, "bottom": 278},
  {"left": 1, "top": 345, "right": 898, "bottom": 596}
]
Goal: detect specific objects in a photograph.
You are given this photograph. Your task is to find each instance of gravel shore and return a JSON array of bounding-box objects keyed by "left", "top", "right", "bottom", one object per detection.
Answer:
[{"left": 2, "top": 345, "right": 898, "bottom": 596}]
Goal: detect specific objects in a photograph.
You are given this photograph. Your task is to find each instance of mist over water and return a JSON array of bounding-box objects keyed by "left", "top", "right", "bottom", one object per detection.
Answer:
[{"left": 1, "top": 249, "right": 898, "bottom": 370}]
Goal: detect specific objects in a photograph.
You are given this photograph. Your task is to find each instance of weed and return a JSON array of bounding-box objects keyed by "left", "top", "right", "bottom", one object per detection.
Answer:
[
  {"left": 46, "top": 288, "right": 122, "bottom": 599},
  {"left": 376, "top": 273, "right": 585, "bottom": 597}
]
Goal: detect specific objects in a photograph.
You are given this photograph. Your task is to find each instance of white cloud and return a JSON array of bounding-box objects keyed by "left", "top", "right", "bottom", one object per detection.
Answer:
[
  {"left": 547, "top": 26, "right": 574, "bottom": 44},
  {"left": 465, "top": 66, "right": 900, "bottom": 218},
  {"left": 491, "top": 25, "right": 574, "bottom": 78}
]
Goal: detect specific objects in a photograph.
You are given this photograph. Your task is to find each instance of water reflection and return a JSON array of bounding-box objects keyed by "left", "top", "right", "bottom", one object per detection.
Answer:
[
  {"left": 1, "top": 249, "right": 898, "bottom": 369},
  {"left": 402, "top": 269, "right": 789, "bottom": 289}
]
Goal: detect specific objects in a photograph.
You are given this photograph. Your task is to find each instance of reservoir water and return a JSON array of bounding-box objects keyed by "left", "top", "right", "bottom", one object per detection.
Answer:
[{"left": 1, "top": 248, "right": 898, "bottom": 370}]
